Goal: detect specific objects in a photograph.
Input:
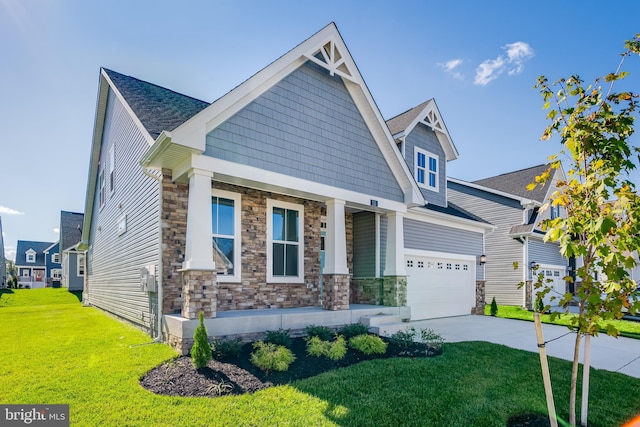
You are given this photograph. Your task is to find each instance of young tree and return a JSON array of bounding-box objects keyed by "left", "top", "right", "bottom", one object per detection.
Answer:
[{"left": 530, "top": 35, "right": 640, "bottom": 426}]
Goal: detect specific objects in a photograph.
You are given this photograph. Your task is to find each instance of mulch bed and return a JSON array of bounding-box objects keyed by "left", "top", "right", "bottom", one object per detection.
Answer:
[{"left": 140, "top": 337, "right": 441, "bottom": 398}]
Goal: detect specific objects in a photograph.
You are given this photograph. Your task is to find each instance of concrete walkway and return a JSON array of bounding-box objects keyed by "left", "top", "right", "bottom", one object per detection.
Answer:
[{"left": 400, "top": 316, "right": 640, "bottom": 379}]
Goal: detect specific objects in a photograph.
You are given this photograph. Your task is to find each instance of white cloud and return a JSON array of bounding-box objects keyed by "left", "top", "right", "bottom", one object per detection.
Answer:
[
  {"left": 0, "top": 205, "right": 24, "bottom": 215},
  {"left": 439, "top": 58, "right": 464, "bottom": 79},
  {"left": 5, "top": 248, "right": 16, "bottom": 262},
  {"left": 53, "top": 228, "right": 60, "bottom": 234},
  {"left": 474, "top": 41, "right": 533, "bottom": 86}
]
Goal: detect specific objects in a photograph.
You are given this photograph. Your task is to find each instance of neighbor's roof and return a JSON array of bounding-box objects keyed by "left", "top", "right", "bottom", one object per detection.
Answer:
[
  {"left": 473, "top": 164, "right": 551, "bottom": 203},
  {"left": 103, "top": 69, "right": 210, "bottom": 140},
  {"left": 15, "top": 240, "right": 54, "bottom": 266},
  {"left": 60, "top": 211, "right": 84, "bottom": 251}
]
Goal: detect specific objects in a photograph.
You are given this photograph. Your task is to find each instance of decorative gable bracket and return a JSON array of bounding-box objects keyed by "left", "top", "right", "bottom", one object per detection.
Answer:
[{"left": 304, "top": 39, "right": 357, "bottom": 83}]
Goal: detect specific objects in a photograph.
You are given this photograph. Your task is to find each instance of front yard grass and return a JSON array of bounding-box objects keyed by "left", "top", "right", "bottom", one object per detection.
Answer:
[
  {"left": 486, "top": 303, "right": 640, "bottom": 339},
  {"left": 2, "top": 289, "right": 639, "bottom": 426}
]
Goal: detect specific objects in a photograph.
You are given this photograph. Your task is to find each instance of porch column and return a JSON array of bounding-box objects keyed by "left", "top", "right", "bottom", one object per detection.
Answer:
[
  {"left": 322, "top": 199, "right": 350, "bottom": 311},
  {"left": 383, "top": 211, "right": 407, "bottom": 306},
  {"left": 181, "top": 168, "right": 217, "bottom": 320}
]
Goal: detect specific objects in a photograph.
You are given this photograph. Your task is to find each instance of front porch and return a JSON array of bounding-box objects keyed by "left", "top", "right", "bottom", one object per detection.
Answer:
[{"left": 163, "top": 304, "right": 411, "bottom": 355}]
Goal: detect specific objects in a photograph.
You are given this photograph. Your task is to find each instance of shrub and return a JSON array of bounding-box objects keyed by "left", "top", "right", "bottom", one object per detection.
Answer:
[
  {"left": 250, "top": 341, "right": 296, "bottom": 372},
  {"left": 306, "top": 335, "right": 347, "bottom": 361},
  {"left": 305, "top": 324, "right": 334, "bottom": 341},
  {"left": 420, "top": 328, "right": 444, "bottom": 353},
  {"left": 191, "top": 311, "right": 212, "bottom": 369},
  {"left": 265, "top": 328, "right": 292, "bottom": 348},
  {"left": 211, "top": 337, "right": 243, "bottom": 360},
  {"left": 339, "top": 323, "right": 369, "bottom": 339},
  {"left": 490, "top": 297, "right": 498, "bottom": 316},
  {"left": 535, "top": 296, "right": 545, "bottom": 314},
  {"left": 349, "top": 334, "right": 387, "bottom": 355},
  {"left": 389, "top": 327, "right": 417, "bottom": 349}
]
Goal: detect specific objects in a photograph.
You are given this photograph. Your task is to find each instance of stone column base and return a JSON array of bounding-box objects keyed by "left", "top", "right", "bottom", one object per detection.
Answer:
[
  {"left": 525, "top": 280, "right": 533, "bottom": 310},
  {"left": 322, "top": 274, "right": 350, "bottom": 311},
  {"left": 382, "top": 276, "right": 407, "bottom": 307},
  {"left": 472, "top": 280, "right": 486, "bottom": 315},
  {"left": 181, "top": 269, "right": 218, "bottom": 319}
]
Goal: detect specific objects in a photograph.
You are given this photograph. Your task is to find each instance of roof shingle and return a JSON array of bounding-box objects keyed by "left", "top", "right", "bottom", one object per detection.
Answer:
[{"left": 473, "top": 164, "right": 551, "bottom": 202}]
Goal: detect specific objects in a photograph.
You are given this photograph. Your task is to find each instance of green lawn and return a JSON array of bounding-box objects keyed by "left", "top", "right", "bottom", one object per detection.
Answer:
[
  {"left": 486, "top": 303, "right": 640, "bottom": 339},
  {"left": 2, "top": 289, "right": 640, "bottom": 426}
]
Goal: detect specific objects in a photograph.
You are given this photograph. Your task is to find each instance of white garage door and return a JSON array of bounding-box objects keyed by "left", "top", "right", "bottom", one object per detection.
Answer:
[
  {"left": 405, "top": 251, "right": 476, "bottom": 320},
  {"left": 537, "top": 265, "right": 567, "bottom": 307}
]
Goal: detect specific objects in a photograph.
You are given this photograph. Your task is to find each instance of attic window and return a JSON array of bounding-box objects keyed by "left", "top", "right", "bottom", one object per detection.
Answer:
[
  {"left": 414, "top": 147, "right": 439, "bottom": 192},
  {"left": 26, "top": 250, "right": 36, "bottom": 263}
]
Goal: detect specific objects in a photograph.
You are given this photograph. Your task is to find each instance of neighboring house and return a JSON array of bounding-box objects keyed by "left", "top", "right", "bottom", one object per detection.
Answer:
[
  {"left": 15, "top": 241, "right": 56, "bottom": 289},
  {"left": 0, "top": 216, "right": 6, "bottom": 288},
  {"left": 43, "top": 241, "right": 62, "bottom": 287},
  {"left": 448, "top": 164, "right": 569, "bottom": 308},
  {"left": 79, "top": 23, "right": 492, "bottom": 354},
  {"left": 59, "top": 211, "right": 85, "bottom": 291}
]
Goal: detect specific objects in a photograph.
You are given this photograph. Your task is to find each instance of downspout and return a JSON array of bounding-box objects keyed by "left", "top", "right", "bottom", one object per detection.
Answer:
[{"left": 142, "top": 167, "right": 164, "bottom": 343}]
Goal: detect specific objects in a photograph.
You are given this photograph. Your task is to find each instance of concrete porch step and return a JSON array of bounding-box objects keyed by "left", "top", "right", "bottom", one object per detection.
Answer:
[
  {"left": 360, "top": 314, "right": 405, "bottom": 327},
  {"left": 370, "top": 321, "right": 413, "bottom": 336}
]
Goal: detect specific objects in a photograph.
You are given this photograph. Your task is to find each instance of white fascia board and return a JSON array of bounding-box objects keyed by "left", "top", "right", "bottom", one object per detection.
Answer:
[
  {"left": 405, "top": 207, "right": 495, "bottom": 234},
  {"left": 447, "top": 177, "right": 541, "bottom": 207},
  {"left": 186, "top": 154, "right": 408, "bottom": 213},
  {"left": 43, "top": 242, "right": 58, "bottom": 254}
]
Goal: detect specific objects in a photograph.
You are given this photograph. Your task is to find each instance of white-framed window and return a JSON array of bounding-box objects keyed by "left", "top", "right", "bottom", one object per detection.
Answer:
[
  {"left": 414, "top": 147, "right": 439, "bottom": 191},
  {"left": 108, "top": 145, "right": 115, "bottom": 194},
  {"left": 26, "top": 250, "right": 36, "bottom": 263},
  {"left": 77, "top": 254, "right": 85, "bottom": 276},
  {"left": 211, "top": 190, "right": 241, "bottom": 281},
  {"left": 52, "top": 269, "right": 62, "bottom": 280},
  {"left": 98, "top": 165, "right": 105, "bottom": 208},
  {"left": 52, "top": 253, "right": 60, "bottom": 264},
  {"left": 550, "top": 205, "right": 561, "bottom": 220},
  {"left": 117, "top": 214, "right": 127, "bottom": 236},
  {"left": 267, "top": 199, "right": 304, "bottom": 283}
]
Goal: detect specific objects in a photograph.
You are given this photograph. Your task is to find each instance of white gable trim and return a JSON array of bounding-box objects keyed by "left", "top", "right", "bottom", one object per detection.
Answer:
[
  {"left": 162, "top": 23, "right": 424, "bottom": 206},
  {"left": 395, "top": 99, "right": 458, "bottom": 161}
]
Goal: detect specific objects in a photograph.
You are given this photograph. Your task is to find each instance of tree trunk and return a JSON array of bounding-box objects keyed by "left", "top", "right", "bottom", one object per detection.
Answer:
[
  {"left": 581, "top": 334, "right": 591, "bottom": 426},
  {"left": 570, "top": 331, "right": 582, "bottom": 426},
  {"left": 534, "top": 313, "right": 558, "bottom": 427}
]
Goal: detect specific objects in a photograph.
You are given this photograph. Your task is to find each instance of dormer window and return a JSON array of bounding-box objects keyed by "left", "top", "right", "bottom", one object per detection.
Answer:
[
  {"left": 415, "top": 147, "right": 439, "bottom": 191},
  {"left": 26, "top": 249, "right": 36, "bottom": 263}
]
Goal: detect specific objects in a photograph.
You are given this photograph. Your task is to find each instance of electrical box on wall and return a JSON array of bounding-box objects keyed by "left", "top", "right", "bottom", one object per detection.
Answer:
[{"left": 140, "top": 265, "right": 157, "bottom": 292}]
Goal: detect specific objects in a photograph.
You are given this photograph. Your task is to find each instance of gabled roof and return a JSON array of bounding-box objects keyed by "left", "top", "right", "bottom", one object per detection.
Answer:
[
  {"left": 102, "top": 69, "right": 210, "bottom": 140},
  {"left": 15, "top": 241, "right": 53, "bottom": 266},
  {"left": 60, "top": 211, "right": 84, "bottom": 251},
  {"left": 473, "top": 164, "right": 551, "bottom": 203},
  {"left": 385, "top": 99, "right": 458, "bottom": 161}
]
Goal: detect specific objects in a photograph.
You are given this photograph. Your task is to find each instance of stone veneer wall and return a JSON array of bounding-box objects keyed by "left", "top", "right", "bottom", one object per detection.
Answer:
[
  {"left": 161, "top": 169, "right": 188, "bottom": 315},
  {"left": 322, "top": 274, "right": 350, "bottom": 310},
  {"left": 472, "top": 280, "right": 486, "bottom": 315},
  {"left": 182, "top": 270, "right": 217, "bottom": 319},
  {"left": 350, "top": 278, "right": 384, "bottom": 305},
  {"left": 524, "top": 280, "right": 533, "bottom": 310},
  {"left": 382, "top": 276, "right": 407, "bottom": 306}
]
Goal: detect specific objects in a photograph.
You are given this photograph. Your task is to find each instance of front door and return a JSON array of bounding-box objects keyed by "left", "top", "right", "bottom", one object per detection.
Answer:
[{"left": 34, "top": 270, "right": 44, "bottom": 282}]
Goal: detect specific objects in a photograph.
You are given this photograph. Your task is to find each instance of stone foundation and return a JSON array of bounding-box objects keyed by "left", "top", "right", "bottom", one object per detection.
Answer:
[
  {"left": 382, "top": 276, "right": 407, "bottom": 307},
  {"left": 181, "top": 270, "right": 218, "bottom": 319},
  {"left": 350, "top": 277, "right": 384, "bottom": 305},
  {"left": 322, "top": 274, "right": 350, "bottom": 310},
  {"left": 472, "top": 280, "right": 486, "bottom": 315},
  {"left": 525, "top": 280, "right": 533, "bottom": 310}
]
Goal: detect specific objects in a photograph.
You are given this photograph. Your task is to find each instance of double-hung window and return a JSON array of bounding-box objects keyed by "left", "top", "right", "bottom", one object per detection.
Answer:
[
  {"left": 77, "top": 254, "right": 85, "bottom": 276},
  {"left": 212, "top": 190, "right": 241, "bottom": 281},
  {"left": 52, "top": 253, "right": 60, "bottom": 264},
  {"left": 415, "top": 147, "right": 439, "bottom": 191},
  {"left": 267, "top": 199, "right": 304, "bottom": 283}
]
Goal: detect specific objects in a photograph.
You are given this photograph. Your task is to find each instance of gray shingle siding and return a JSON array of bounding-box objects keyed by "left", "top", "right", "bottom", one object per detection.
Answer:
[
  {"left": 403, "top": 218, "right": 484, "bottom": 280},
  {"left": 448, "top": 181, "right": 525, "bottom": 305},
  {"left": 529, "top": 239, "right": 566, "bottom": 273},
  {"left": 403, "top": 124, "right": 447, "bottom": 207},
  {"left": 66, "top": 253, "right": 84, "bottom": 291},
  {"left": 205, "top": 61, "right": 404, "bottom": 202},
  {"left": 86, "top": 88, "right": 160, "bottom": 334}
]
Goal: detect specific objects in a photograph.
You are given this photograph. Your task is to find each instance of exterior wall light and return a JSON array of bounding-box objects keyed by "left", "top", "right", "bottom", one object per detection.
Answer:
[
  {"left": 530, "top": 261, "right": 538, "bottom": 270},
  {"left": 478, "top": 254, "right": 486, "bottom": 265}
]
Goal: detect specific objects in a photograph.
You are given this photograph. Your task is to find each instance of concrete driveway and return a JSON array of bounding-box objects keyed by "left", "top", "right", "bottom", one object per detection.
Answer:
[{"left": 403, "top": 315, "right": 640, "bottom": 379}]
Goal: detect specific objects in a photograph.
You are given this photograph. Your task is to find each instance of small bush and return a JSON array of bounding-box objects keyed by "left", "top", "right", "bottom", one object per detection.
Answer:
[
  {"left": 306, "top": 335, "right": 347, "bottom": 361},
  {"left": 389, "top": 327, "right": 417, "bottom": 349},
  {"left": 349, "top": 334, "right": 387, "bottom": 355},
  {"left": 211, "top": 337, "right": 243, "bottom": 360},
  {"left": 250, "top": 341, "right": 296, "bottom": 372},
  {"left": 265, "top": 329, "right": 292, "bottom": 348},
  {"left": 535, "top": 297, "right": 545, "bottom": 313},
  {"left": 305, "top": 324, "right": 334, "bottom": 341},
  {"left": 420, "top": 328, "right": 444, "bottom": 352},
  {"left": 490, "top": 297, "right": 498, "bottom": 316},
  {"left": 339, "top": 323, "right": 369, "bottom": 339},
  {"left": 191, "top": 311, "right": 212, "bottom": 369}
]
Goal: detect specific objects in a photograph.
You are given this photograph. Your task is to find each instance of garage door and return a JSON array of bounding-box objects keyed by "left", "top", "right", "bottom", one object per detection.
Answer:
[
  {"left": 405, "top": 251, "right": 476, "bottom": 320},
  {"left": 537, "top": 266, "right": 567, "bottom": 307}
]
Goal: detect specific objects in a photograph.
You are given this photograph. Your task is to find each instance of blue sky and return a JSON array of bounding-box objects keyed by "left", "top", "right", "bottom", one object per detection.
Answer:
[{"left": 1, "top": 0, "right": 639, "bottom": 261}]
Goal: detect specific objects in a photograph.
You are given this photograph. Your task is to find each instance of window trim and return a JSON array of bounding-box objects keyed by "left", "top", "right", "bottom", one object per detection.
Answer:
[
  {"left": 98, "top": 165, "right": 105, "bottom": 209},
  {"left": 414, "top": 146, "right": 439, "bottom": 192},
  {"left": 77, "top": 254, "right": 85, "bottom": 277},
  {"left": 26, "top": 250, "right": 36, "bottom": 263},
  {"left": 212, "top": 189, "right": 242, "bottom": 283},
  {"left": 108, "top": 144, "right": 115, "bottom": 195},
  {"left": 51, "top": 269, "right": 62, "bottom": 280},
  {"left": 52, "top": 253, "right": 60, "bottom": 264},
  {"left": 266, "top": 199, "right": 304, "bottom": 283}
]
